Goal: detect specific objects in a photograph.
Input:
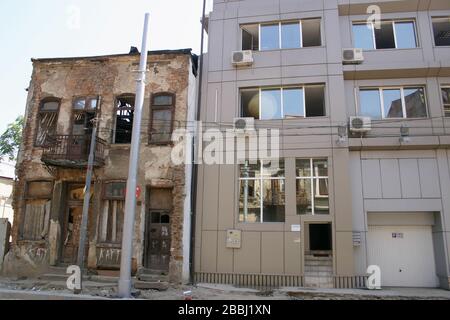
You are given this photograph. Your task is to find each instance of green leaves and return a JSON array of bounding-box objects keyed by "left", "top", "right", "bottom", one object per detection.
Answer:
[{"left": 0, "top": 115, "right": 24, "bottom": 161}]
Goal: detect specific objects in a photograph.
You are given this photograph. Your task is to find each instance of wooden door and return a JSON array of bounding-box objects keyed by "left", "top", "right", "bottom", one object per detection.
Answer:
[{"left": 144, "top": 210, "right": 171, "bottom": 271}]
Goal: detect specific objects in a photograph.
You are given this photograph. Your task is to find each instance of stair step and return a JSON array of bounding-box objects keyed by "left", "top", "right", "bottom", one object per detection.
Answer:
[
  {"left": 304, "top": 271, "right": 333, "bottom": 277},
  {"left": 137, "top": 273, "right": 169, "bottom": 282},
  {"left": 304, "top": 265, "right": 333, "bottom": 272},
  {"left": 305, "top": 256, "right": 333, "bottom": 261}
]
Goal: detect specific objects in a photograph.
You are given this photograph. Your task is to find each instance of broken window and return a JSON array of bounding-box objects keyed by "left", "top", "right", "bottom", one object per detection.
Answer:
[
  {"left": 239, "top": 160, "right": 285, "bottom": 223},
  {"left": 114, "top": 94, "right": 135, "bottom": 144},
  {"left": 296, "top": 159, "right": 329, "bottom": 215},
  {"left": 149, "top": 93, "right": 175, "bottom": 144},
  {"left": 432, "top": 17, "right": 450, "bottom": 46},
  {"left": 241, "top": 84, "right": 325, "bottom": 120},
  {"left": 359, "top": 87, "right": 428, "bottom": 119},
  {"left": 353, "top": 20, "right": 417, "bottom": 49},
  {"left": 21, "top": 181, "right": 53, "bottom": 240},
  {"left": 99, "top": 182, "right": 126, "bottom": 244},
  {"left": 35, "top": 99, "right": 60, "bottom": 147},
  {"left": 241, "top": 19, "right": 321, "bottom": 51}
]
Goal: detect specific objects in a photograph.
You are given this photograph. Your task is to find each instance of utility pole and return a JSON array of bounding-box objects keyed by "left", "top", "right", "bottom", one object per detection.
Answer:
[
  {"left": 77, "top": 96, "right": 101, "bottom": 273},
  {"left": 118, "top": 13, "right": 150, "bottom": 298}
]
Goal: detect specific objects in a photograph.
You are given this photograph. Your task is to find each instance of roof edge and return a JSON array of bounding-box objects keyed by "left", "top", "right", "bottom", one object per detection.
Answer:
[{"left": 32, "top": 48, "right": 193, "bottom": 63}]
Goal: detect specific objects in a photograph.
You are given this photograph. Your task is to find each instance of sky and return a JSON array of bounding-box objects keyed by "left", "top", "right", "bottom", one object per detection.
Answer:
[{"left": 0, "top": 0, "right": 213, "bottom": 134}]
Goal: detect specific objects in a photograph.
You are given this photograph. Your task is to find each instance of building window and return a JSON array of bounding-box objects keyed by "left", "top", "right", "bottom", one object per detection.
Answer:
[
  {"left": 442, "top": 87, "right": 450, "bottom": 117},
  {"left": 432, "top": 17, "right": 450, "bottom": 46},
  {"left": 358, "top": 87, "right": 427, "bottom": 119},
  {"left": 21, "top": 181, "right": 53, "bottom": 240},
  {"left": 242, "top": 19, "right": 321, "bottom": 51},
  {"left": 241, "top": 85, "right": 325, "bottom": 120},
  {"left": 72, "top": 96, "right": 99, "bottom": 135},
  {"left": 239, "top": 160, "right": 285, "bottom": 223},
  {"left": 149, "top": 93, "right": 175, "bottom": 144},
  {"left": 114, "top": 94, "right": 135, "bottom": 144},
  {"left": 35, "top": 99, "right": 60, "bottom": 146},
  {"left": 352, "top": 20, "right": 417, "bottom": 50},
  {"left": 296, "top": 159, "right": 329, "bottom": 215},
  {"left": 99, "top": 182, "right": 126, "bottom": 244}
]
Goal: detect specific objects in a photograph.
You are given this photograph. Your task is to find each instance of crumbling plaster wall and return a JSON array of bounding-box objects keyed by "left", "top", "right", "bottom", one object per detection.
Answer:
[{"left": 9, "top": 53, "right": 192, "bottom": 283}]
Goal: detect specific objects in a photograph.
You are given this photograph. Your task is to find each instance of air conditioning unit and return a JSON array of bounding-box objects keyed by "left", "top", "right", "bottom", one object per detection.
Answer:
[
  {"left": 232, "top": 50, "right": 254, "bottom": 67},
  {"left": 349, "top": 116, "right": 371, "bottom": 133},
  {"left": 342, "top": 48, "right": 364, "bottom": 64},
  {"left": 233, "top": 117, "right": 255, "bottom": 133}
]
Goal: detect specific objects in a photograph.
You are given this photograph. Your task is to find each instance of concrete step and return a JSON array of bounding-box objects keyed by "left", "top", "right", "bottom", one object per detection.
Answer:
[
  {"left": 305, "top": 259, "right": 333, "bottom": 265},
  {"left": 304, "top": 265, "right": 333, "bottom": 273},
  {"left": 304, "top": 270, "right": 333, "bottom": 277},
  {"left": 305, "top": 255, "right": 332, "bottom": 261},
  {"left": 137, "top": 273, "right": 169, "bottom": 282}
]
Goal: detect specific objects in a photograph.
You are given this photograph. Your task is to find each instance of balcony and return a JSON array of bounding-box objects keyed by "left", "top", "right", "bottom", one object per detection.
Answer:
[{"left": 41, "top": 135, "right": 106, "bottom": 168}]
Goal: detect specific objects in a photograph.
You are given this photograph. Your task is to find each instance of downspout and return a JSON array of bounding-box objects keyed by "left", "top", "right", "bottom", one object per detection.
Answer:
[{"left": 190, "top": 0, "right": 207, "bottom": 285}]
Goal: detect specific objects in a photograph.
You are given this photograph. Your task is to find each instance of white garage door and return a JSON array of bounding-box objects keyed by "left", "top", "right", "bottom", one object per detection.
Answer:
[{"left": 367, "top": 225, "right": 438, "bottom": 287}]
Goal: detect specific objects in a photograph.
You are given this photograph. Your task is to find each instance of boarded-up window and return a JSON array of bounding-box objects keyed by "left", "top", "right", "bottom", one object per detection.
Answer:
[
  {"left": 149, "top": 93, "right": 175, "bottom": 144},
  {"left": 22, "top": 201, "right": 51, "bottom": 240},
  {"left": 99, "top": 182, "right": 126, "bottom": 244},
  {"left": 36, "top": 99, "right": 60, "bottom": 146},
  {"left": 21, "top": 181, "right": 53, "bottom": 240}
]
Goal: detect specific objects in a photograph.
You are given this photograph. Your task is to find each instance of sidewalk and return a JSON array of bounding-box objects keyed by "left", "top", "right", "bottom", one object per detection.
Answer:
[{"left": 1, "top": 276, "right": 449, "bottom": 300}]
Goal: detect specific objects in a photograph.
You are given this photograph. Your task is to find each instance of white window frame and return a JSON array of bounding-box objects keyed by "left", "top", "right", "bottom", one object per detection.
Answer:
[
  {"left": 296, "top": 158, "right": 329, "bottom": 216},
  {"left": 239, "top": 160, "right": 285, "bottom": 223},
  {"left": 352, "top": 19, "right": 418, "bottom": 50},
  {"left": 358, "top": 86, "right": 428, "bottom": 119},
  {"left": 248, "top": 18, "right": 321, "bottom": 51}
]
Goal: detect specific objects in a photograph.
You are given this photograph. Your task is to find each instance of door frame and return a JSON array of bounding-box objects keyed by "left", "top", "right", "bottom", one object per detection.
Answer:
[{"left": 58, "top": 183, "right": 90, "bottom": 265}]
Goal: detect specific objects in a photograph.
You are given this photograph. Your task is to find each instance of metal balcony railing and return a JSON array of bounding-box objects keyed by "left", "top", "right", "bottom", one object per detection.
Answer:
[{"left": 41, "top": 135, "right": 106, "bottom": 168}]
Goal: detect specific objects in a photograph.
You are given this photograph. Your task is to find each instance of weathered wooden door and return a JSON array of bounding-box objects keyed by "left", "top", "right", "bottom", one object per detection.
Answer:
[
  {"left": 60, "top": 184, "right": 91, "bottom": 265},
  {"left": 144, "top": 211, "right": 171, "bottom": 271},
  {"left": 144, "top": 188, "right": 172, "bottom": 272}
]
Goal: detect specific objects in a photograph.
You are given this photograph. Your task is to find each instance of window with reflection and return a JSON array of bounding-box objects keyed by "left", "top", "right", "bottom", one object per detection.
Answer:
[
  {"left": 241, "top": 19, "right": 321, "bottom": 51},
  {"left": 239, "top": 160, "right": 285, "bottom": 223},
  {"left": 241, "top": 85, "right": 325, "bottom": 120},
  {"left": 296, "top": 159, "right": 329, "bottom": 215},
  {"left": 358, "top": 87, "right": 427, "bottom": 119},
  {"left": 352, "top": 20, "right": 417, "bottom": 50}
]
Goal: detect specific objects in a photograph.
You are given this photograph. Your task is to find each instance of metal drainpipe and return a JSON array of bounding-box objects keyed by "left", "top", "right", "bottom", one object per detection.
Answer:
[{"left": 190, "top": 0, "right": 207, "bottom": 285}]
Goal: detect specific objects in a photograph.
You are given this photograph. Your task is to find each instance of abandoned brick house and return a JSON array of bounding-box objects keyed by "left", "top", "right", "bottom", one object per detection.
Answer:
[{"left": 3, "top": 49, "right": 197, "bottom": 283}]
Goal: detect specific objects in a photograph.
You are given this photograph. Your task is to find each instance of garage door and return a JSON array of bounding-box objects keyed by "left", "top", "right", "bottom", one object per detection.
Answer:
[{"left": 367, "top": 225, "right": 438, "bottom": 287}]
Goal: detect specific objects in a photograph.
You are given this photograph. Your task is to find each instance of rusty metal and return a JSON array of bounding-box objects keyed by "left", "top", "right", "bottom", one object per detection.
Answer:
[{"left": 41, "top": 134, "right": 106, "bottom": 167}]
